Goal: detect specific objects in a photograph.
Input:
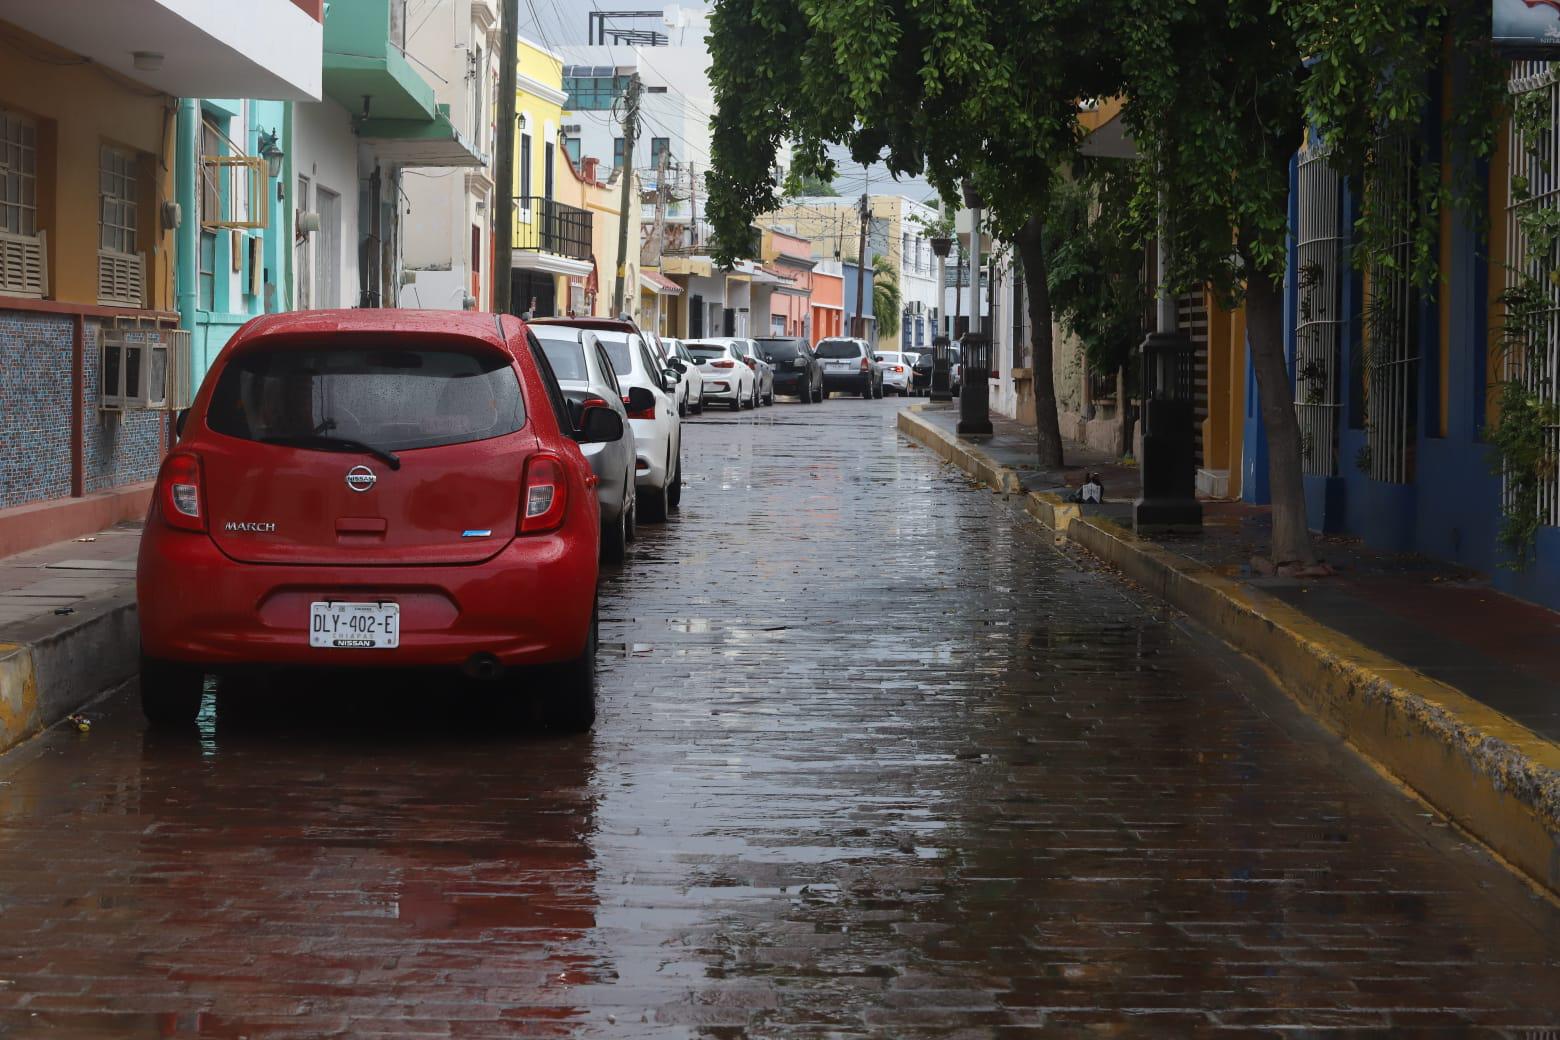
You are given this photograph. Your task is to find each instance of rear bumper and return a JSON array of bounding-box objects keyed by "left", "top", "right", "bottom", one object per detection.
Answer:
[
  {"left": 823, "top": 373, "right": 870, "bottom": 392},
  {"left": 137, "top": 527, "right": 596, "bottom": 670},
  {"left": 772, "top": 372, "right": 809, "bottom": 395}
]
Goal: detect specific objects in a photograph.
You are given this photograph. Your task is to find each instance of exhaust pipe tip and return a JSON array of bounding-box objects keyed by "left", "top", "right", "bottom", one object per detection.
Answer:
[{"left": 463, "top": 653, "right": 503, "bottom": 681}]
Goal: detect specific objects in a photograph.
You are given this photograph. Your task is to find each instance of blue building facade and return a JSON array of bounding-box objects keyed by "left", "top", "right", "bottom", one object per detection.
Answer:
[{"left": 1244, "top": 87, "right": 1560, "bottom": 610}]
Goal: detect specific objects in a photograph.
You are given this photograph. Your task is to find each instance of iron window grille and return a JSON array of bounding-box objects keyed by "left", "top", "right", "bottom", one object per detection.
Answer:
[
  {"left": 1505, "top": 60, "right": 1560, "bottom": 529},
  {"left": 1294, "top": 142, "right": 1346, "bottom": 477},
  {"left": 1362, "top": 129, "right": 1420, "bottom": 484},
  {"left": 512, "top": 196, "right": 592, "bottom": 261}
]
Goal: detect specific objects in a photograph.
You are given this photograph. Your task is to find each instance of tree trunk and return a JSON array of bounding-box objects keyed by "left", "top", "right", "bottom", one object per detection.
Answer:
[
  {"left": 1244, "top": 268, "right": 1318, "bottom": 567},
  {"left": 1116, "top": 365, "right": 1131, "bottom": 459},
  {"left": 1015, "top": 216, "right": 1064, "bottom": 468}
]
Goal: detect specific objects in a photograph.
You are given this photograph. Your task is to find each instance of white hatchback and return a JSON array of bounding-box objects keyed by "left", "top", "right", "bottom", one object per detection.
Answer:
[
  {"left": 684, "top": 340, "right": 758, "bottom": 410},
  {"left": 531, "top": 319, "right": 684, "bottom": 522}
]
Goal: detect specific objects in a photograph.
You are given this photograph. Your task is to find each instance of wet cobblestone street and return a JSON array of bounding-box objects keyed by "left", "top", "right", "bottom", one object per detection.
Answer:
[{"left": 0, "top": 398, "right": 1557, "bottom": 1037}]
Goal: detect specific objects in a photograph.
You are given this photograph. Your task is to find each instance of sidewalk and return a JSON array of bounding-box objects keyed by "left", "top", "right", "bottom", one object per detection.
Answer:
[
  {"left": 901, "top": 401, "right": 1560, "bottom": 897},
  {"left": 0, "top": 523, "right": 141, "bottom": 753}
]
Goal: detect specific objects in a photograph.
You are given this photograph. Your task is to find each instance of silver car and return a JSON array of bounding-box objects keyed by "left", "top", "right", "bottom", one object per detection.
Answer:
[{"left": 532, "top": 326, "right": 639, "bottom": 564}]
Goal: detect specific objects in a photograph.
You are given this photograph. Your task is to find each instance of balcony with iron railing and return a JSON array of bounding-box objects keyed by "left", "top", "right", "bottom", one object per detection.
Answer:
[{"left": 514, "top": 197, "right": 593, "bottom": 262}]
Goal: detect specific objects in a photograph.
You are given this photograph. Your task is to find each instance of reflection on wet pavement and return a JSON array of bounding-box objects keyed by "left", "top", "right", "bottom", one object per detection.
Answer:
[{"left": 0, "top": 398, "right": 1557, "bottom": 1037}]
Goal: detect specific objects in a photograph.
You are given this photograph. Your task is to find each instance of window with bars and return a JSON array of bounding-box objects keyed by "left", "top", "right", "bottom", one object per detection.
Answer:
[
  {"left": 1505, "top": 60, "right": 1560, "bottom": 530},
  {"left": 1, "top": 107, "right": 38, "bottom": 237},
  {"left": 99, "top": 146, "right": 137, "bottom": 255},
  {"left": 0, "top": 106, "right": 44, "bottom": 298},
  {"left": 1293, "top": 145, "right": 1345, "bottom": 477},
  {"left": 1362, "top": 131, "right": 1420, "bottom": 484}
]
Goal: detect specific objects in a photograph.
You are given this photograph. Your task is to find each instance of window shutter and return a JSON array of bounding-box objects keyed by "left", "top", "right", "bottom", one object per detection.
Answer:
[
  {"left": 97, "top": 249, "right": 145, "bottom": 308},
  {"left": 0, "top": 230, "right": 47, "bottom": 298}
]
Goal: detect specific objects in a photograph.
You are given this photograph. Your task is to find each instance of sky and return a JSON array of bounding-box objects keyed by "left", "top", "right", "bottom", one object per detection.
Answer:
[{"left": 509, "top": 0, "right": 940, "bottom": 205}]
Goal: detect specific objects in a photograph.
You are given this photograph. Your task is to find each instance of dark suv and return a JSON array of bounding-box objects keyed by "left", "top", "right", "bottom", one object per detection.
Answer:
[{"left": 754, "top": 336, "right": 823, "bottom": 403}]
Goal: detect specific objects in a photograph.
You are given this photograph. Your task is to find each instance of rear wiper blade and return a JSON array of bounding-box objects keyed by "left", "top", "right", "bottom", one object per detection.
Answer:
[{"left": 260, "top": 434, "right": 401, "bottom": 470}]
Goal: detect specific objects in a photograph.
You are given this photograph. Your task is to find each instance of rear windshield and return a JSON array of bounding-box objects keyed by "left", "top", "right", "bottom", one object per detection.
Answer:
[
  {"left": 206, "top": 345, "right": 526, "bottom": 451},
  {"left": 593, "top": 332, "right": 637, "bottom": 376},
  {"left": 816, "top": 340, "right": 862, "bottom": 359},
  {"left": 686, "top": 345, "right": 727, "bottom": 361},
  {"left": 756, "top": 338, "right": 806, "bottom": 360},
  {"left": 532, "top": 334, "right": 589, "bottom": 382},
  {"left": 879, "top": 353, "right": 904, "bottom": 364}
]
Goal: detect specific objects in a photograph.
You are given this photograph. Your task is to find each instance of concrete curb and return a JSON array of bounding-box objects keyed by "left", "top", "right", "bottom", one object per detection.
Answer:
[
  {"left": 898, "top": 405, "right": 1560, "bottom": 897},
  {"left": 0, "top": 590, "right": 139, "bottom": 754}
]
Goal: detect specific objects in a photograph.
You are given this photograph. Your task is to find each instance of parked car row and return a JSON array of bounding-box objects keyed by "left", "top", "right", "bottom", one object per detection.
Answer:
[{"left": 137, "top": 310, "right": 696, "bottom": 737}]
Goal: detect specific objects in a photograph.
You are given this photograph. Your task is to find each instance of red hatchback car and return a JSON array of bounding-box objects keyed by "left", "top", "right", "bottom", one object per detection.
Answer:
[{"left": 136, "top": 310, "right": 619, "bottom": 731}]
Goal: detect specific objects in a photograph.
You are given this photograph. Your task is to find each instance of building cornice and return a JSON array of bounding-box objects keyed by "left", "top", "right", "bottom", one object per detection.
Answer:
[{"left": 518, "top": 73, "right": 568, "bottom": 107}]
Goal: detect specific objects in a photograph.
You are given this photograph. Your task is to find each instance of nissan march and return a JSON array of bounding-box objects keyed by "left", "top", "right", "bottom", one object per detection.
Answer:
[{"left": 136, "top": 311, "right": 617, "bottom": 732}]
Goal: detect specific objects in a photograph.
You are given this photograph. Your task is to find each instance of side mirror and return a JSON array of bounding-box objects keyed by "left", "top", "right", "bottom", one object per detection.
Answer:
[
  {"left": 577, "top": 406, "right": 625, "bottom": 444},
  {"left": 667, "top": 357, "right": 686, "bottom": 373},
  {"left": 625, "top": 386, "right": 656, "bottom": 414},
  {"left": 175, "top": 408, "right": 190, "bottom": 439},
  {"left": 662, "top": 368, "right": 681, "bottom": 390}
]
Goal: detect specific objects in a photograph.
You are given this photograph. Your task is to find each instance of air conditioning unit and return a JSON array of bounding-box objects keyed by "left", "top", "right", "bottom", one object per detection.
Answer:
[{"left": 100, "top": 317, "right": 191, "bottom": 412}]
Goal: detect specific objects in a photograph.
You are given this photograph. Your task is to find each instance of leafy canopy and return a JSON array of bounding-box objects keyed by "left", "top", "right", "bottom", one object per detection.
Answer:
[{"left": 706, "top": 0, "right": 1119, "bottom": 264}]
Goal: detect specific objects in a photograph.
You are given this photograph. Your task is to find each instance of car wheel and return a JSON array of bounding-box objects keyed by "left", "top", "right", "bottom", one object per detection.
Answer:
[
  {"left": 744, "top": 388, "right": 756, "bottom": 410},
  {"left": 678, "top": 398, "right": 687, "bottom": 418},
  {"left": 640, "top": 475, "right": 669, "bottom": 523},
  {"left": 601, "top": 506, "right": 628, "bottom": 565},
  {"left": 874, "top": 381, "right": 884, "bottom": 399},
  {"left": 624, "top": 486, "right": 637, "bottom": 543},
  {"left": 860, "top": 382, "right": 872, "bottom": 400},
  {"left": 140, "top": 655, "right": 204, "bottom": 726},
  {"left": 542, "top": 603, "right": 596, "bottom": 733},
  {"left": 668, "top": 450, "right": 683, "bottom": 510}
]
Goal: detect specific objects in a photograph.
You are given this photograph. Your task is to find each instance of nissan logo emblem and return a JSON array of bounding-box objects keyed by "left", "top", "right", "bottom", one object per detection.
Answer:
[{"left": 345, "top": 465, "right": 377, "bottom": 492}]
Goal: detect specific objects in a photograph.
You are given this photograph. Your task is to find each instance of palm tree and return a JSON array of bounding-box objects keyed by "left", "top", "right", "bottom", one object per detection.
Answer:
[{"left": 871, "top": 254, "right": 900, "bottom": 341}]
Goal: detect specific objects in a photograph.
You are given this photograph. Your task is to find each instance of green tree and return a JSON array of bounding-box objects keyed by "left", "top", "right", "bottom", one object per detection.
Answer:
[
  {"left": 872, "top": 253, "right": 900, "bottom": 341},
  {"left": 706, "top": 0, "right": 1118, "bottom": 468},
  {"left": 1046, "top": 161, "right": 1147, "bottom": 401},
  {"left": 1108, "top": 3, "right": 1505, "bottom": 568}
]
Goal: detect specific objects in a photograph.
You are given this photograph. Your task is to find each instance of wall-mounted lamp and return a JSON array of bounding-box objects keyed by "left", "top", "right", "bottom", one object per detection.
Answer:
[
  {"left": 517, "top": 113, "right": 528, "bottom": 131},
  {"left": 257, "top": 129, "right": 285, "bottom": 179}
]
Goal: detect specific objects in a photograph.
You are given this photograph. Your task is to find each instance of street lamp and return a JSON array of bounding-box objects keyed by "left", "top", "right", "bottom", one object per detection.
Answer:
[
  {"left": 956, "top": 178, "right": 992, "bottom": 437},
  {"left": 257, "top": 129, "right": 284, "bottom": 179}
]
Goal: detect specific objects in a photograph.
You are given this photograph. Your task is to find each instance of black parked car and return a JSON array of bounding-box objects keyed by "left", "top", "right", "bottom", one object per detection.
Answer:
[
  {"left": 911, "top": 351, "right": 933, "bottom": 394},
  {"left": 754, "top": 336, "right": 823, "bottom": 403}
]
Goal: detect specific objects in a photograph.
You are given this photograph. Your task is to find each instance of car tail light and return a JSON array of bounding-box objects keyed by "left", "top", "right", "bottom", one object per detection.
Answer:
[
  {"left": 711, "top": 359, "right": 735, "bottom": 369},
  {"left": 157, "top": 452, "right": 205, "bottom": 532},
  {"left": 520, "top": 454, "right": 568, "bottom": 534},
  {"left": 859, "top": 357, "right": 870, "bottom": 371},
  {"left": 622, "top": 394, "right": 655, "bottom": 420},
  {"left": 893, "top": 365, "right": 905, "bottom": 373}
]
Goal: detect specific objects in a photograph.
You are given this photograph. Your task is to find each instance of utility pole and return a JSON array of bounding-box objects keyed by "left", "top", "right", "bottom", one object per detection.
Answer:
[
  {"left": 612, "top": 73, "right": 643, "bottom": 319},
  {"left": 649, "top": 152, "right": 669, "bottom": 265},
  {"left": 492, "top": 0, "right": 519, "bottom": 315},
  {"left": 852, "top": 193, "right": 869, "bottom": 338}
]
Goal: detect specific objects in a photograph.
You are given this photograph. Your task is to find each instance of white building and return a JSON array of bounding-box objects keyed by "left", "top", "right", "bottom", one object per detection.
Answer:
[{"left": 398, "top": 0, "right": 505, "bottom": 310}]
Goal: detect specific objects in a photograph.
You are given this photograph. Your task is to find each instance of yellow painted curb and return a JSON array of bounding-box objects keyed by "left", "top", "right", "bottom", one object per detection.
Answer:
[
  {"left": 0, "top": 641, "right": 40, "bottom": 750},
  {"left": 899, "top": 406, "right": 1560, "bottom": 896}
]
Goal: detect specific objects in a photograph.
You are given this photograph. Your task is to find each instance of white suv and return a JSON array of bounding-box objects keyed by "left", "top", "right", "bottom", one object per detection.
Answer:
[{"left": 531, "top": 318, "right": 683, "bottom": 522}]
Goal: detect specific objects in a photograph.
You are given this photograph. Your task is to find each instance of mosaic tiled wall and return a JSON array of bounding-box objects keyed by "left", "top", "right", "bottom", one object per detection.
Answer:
[
  {"left": 0, "top": 310, "right": 73, "bottom": 510},
  {"left": 0, "top": 310, "right": 166, "bottom": 511}
]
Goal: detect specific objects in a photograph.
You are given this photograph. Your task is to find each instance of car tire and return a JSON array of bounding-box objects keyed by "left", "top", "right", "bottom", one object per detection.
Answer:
[
  {"left": 860, "top": 382, "right": 872, "bottom": 400},
  {"left": 624, "top": 487, "right": 637, "bottom": 543},
  {"left": 542, "top": 604, "right": 596, "bottom": 733},
  {"left": 601, "top": 506, "right": 628, "bottom": 565},
  {"left": 640, "top": 475, "right": 669, "bottom": 523},
  {"left": 668, "top": 451, "right": 683, "bottom": 510},
  {"left": 744, "top": 388, "right": 756, "bottom": 410},
  {"left": 140, "top": 655, "right": 204, "bottom": 726}
]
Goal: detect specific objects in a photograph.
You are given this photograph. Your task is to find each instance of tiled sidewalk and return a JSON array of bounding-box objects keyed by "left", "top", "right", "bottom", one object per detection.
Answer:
[
  {"left": 0, "top": 523, "right": 140, "bottom": 631},
  {"left": 914, "top": 404, "right": 1560, "bottom": 742}
]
